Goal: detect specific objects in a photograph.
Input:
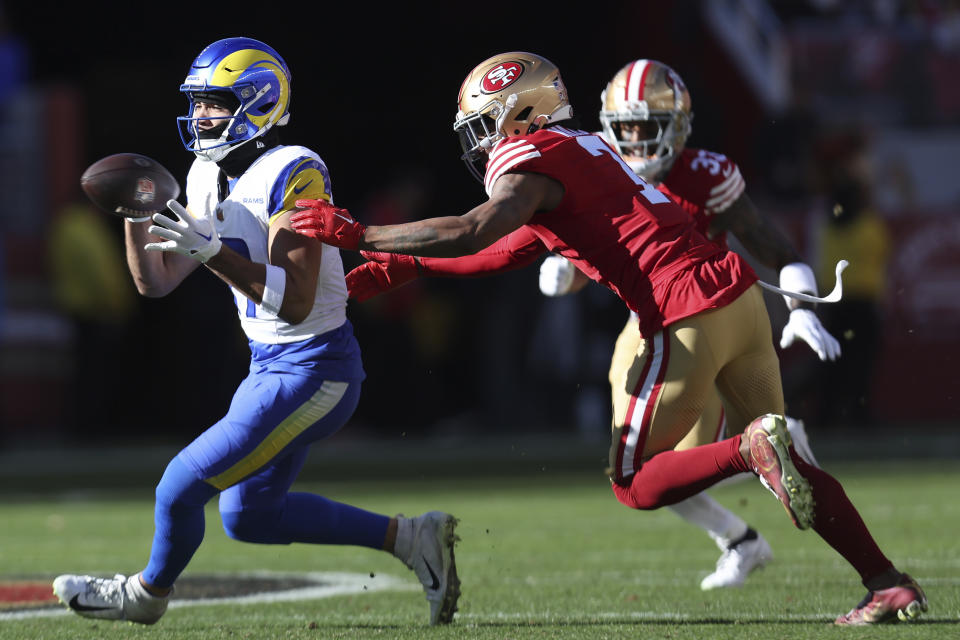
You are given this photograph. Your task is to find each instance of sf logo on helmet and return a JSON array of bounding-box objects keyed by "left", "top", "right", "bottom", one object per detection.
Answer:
[{"left": 482, "top": 62, "right": 524, "bottom": 93}]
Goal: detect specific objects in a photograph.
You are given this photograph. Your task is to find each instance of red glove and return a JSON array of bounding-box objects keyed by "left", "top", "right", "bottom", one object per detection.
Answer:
[
  {"left": 346, "top": 251, "right": 421, "bottom": 301},
  {"left": 292, "top": 199, "right": 366, "bottom": 250}
]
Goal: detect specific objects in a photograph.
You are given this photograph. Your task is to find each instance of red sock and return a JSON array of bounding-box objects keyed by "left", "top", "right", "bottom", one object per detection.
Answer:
[
  {"left": 612, "top": 436, "right": 751, "bottom": 510},
  {"left": 610, "top": 433, "right": 895, "bottom": 587},
  {"left": 791, "top": 454, "right": 894, "bottom": 584}
]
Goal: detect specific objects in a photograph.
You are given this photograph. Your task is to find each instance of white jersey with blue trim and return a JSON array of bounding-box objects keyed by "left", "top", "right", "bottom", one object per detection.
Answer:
[{"left": 185, "top": 144, "right": 348, "bottom": 344}]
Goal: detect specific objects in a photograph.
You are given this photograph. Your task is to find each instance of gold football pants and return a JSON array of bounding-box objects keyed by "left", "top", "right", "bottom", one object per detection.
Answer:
[{"left": 608, "top": 284, "right": 784, "bottom": 480}]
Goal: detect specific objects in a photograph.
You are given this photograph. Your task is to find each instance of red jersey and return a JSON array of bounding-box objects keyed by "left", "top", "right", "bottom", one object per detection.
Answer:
[
  {"left": 657, "top": 147, "right": 745, "bottom": 251},
  {"left": 428, "top": 126, "right": 756, "bottom": 336}
]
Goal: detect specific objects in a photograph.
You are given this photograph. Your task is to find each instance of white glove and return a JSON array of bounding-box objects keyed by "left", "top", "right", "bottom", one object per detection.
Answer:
[
  {"left": 145, "top": 199, "right": 222, "bottom": 263},
  {"left": 780, "top": 308, "right": 841, "bottom": 361},
  {"left": 539, "top": 255, "right": 576, "bottom": 297}
]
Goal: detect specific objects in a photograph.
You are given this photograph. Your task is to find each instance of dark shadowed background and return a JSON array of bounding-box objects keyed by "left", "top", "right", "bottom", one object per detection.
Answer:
[{"left": 2, "top": 1, "right": 959, "bottom": 451}]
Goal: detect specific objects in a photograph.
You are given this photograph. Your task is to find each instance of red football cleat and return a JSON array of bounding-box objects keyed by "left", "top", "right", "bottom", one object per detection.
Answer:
[
  {"left": 835, "top": 573, "right": 928, "bottom": 625},
  {"left": 744, "top": 414, "right": 815, "bottom": 529}
]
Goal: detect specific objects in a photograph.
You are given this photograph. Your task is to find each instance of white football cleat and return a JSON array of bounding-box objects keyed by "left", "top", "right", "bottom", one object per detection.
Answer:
[
  {"left": 700, "top": 529, "right": 773, "bottom": 590},
  {"left": 785, "top": 416, "right": 820, "bottom": 468},
  {"left": 52, "top": 573, "right": 169, "bottom": 624},
  {"left": 394, "top": 511, "right": 461, "bottom": 625}
]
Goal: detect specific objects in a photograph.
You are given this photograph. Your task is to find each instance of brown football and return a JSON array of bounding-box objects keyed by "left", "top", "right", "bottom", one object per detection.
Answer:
[{"left": 80, "top": 153, "right": 181, "bottom": 217}]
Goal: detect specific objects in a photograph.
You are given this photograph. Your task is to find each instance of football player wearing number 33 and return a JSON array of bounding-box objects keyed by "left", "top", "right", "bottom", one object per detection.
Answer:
[
  {"left": 292, "top": 52, "right": 926, "bottom": 625},
  {"left": 546, "top": 59, "right": 839, "bottom": 591},
  {"left": 52, "top": 37, "right": 460, "bottom": 627}
]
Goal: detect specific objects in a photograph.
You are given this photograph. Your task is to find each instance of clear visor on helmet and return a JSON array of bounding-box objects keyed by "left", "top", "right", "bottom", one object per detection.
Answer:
[{"left": 453, "top": 105, "right": 501, "bottom": 183}]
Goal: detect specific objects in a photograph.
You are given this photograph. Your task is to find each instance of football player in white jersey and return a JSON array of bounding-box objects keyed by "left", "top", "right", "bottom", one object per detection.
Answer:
[
  {"left": 51, "top": 37, "right": 459, "bottom": 627},
  {"left": 536, "top": 59, "right": 839, "bottom": 590}
]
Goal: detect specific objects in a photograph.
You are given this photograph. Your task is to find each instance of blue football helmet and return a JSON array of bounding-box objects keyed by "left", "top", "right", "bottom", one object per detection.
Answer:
[{"left": 177, "top": 37, "right": 291, "bottom": 162}]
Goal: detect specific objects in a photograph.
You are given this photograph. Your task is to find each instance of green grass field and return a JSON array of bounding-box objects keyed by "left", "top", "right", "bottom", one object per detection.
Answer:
[{"left": 1, "top": 457, "right": 958, "bottom": 639}]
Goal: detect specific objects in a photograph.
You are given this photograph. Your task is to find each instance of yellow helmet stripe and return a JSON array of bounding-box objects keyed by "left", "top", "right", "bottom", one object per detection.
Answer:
[{"left": 209, "top": 48, "right": 290, "bottom": 128}]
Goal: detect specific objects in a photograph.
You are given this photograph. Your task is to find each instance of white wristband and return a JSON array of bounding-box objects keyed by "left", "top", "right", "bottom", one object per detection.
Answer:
[
  {"left": 779, "top": 262, "right": 817, "bottom": 308},
  {"left": 261, "top": 264, "right": 286, "bottom": 317}
]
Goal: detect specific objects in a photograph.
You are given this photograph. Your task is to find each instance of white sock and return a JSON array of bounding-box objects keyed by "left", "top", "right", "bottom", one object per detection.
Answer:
[
  {"left": 784, "top": 415, "right": 820, "bottom": 467},
  {"left": 785, "top": 416, "right": 804, "bottom": 440},
  {"left": 668, "top": 493, "right": 748, "bottom": 551},
  {"left": 129, "top": 574, "right": 170, "bottom": 601},
  {"left": 392, "top": 516, "right": 414, "bottom": 566}
]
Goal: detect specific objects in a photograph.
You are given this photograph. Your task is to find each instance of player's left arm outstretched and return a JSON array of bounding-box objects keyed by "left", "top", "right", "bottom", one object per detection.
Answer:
[
  {"left": 292, "top": 172, "right": 562, "bottom": 258},
  {"left": 711, "top": 192, "right": 841, "bottom": 361}
]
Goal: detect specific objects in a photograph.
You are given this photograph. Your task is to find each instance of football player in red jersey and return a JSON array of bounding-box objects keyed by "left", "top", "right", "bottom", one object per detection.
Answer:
[
  {"left": 537, "top": 59, "right": 841, "bottom": 590},
  {"left": 344, "top": 59, "right": 837, "bottom": 590},
  {"left": 292, "top": 52, "right": 927, "bottom": 625}
]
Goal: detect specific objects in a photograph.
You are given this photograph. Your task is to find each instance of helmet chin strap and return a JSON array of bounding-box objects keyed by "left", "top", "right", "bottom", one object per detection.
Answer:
[
  {"left": 194, "top": 127, "right": 235, "bottom": 161},
  {"left": 475, "top": 95, "right": 518, "bottom": 151},
  {"left": 493, "top": 93, "right": 519, "bottom": 141},
  {"left": 196, "top": 131, "right": 269, "bottom": 164},
  {"left": 547, "top": 105, "right": 574, "bottom": 123},
  {"left": 192, "top": 106, "right": 242, "bottom": 161}
]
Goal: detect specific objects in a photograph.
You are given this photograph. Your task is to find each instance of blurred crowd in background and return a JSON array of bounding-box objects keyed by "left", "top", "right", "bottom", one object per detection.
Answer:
[{"left": 1, "top": 0, "right": 959, "bottom": 448}]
